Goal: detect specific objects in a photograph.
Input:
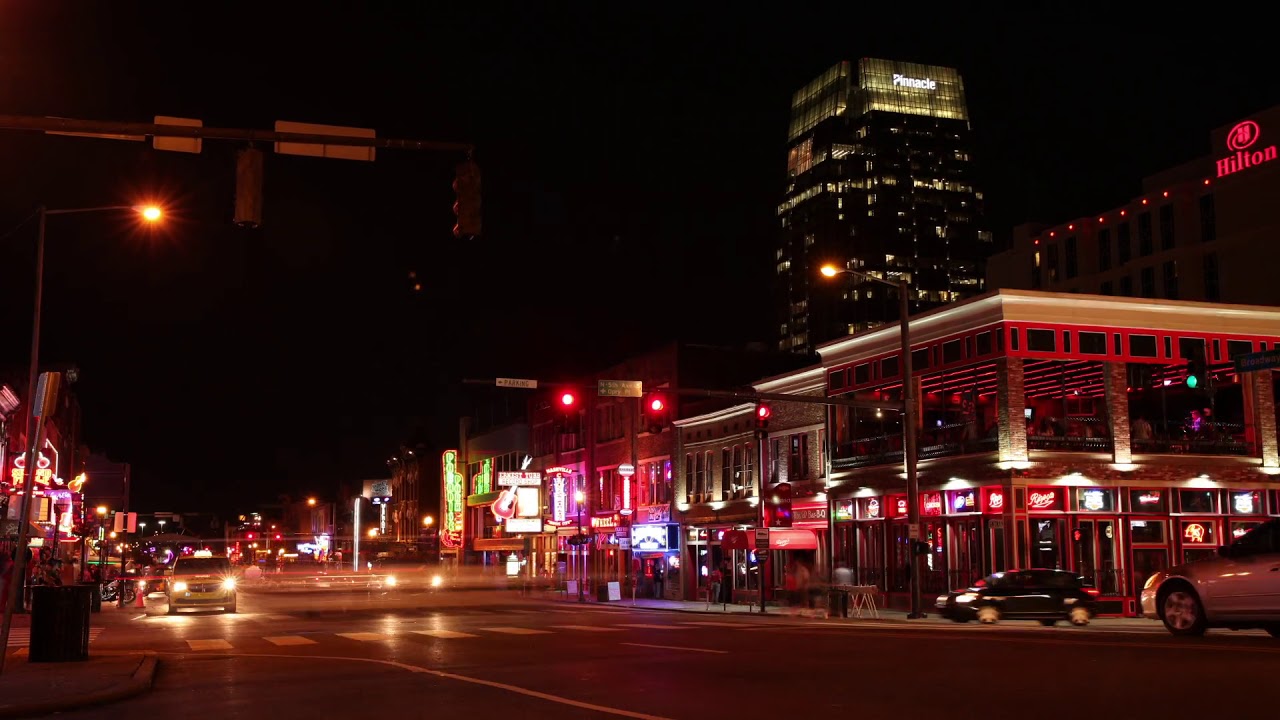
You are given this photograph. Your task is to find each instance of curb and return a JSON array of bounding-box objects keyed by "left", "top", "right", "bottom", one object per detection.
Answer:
[{"left": 0, "top": 653, "right": 159, "bottom": 719}]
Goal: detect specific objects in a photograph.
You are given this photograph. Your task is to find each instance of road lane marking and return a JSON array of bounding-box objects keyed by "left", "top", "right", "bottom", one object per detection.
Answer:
[
  {"left": 264, "top": 635, "right": 317, "bottom": 646},
  {"left": 152, "top": 651, "right": 674, "bottom": 719},
  {"left": 680, "top": 621, "right": 751, "bottom": 627},
  {"left": 744, "top": 626, "right": 1280, "bottom": 654},
  {"left": 412, "top": 630, "right": 478, "bottom": 639},
  {"left": 336, "top": 632, "right": 388, "bottom": 642},
  {"left": 621, "top": 642, "right": 727, "bottom": 655},
  {"left": 616, "top": 623, "right": 679, "bottom": 630},
  {"left": 478, "top": 627, "right": 552, "bottom": 635},
  {"left": 553, "top": 625, "right": 624, "bottom": 632},
  {"left": 186, "top": 639, "right": 234, "bottom": 651}
]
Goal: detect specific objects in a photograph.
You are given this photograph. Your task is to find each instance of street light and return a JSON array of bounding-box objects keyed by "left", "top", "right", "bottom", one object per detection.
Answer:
[
  {"left": 574, "top": 489, "right": 586, "bottom": 604},
  {"left": 96, "top": 506, "right": 107, "bottom": 516},
  {"left": 307, "top": 497, "right": 317, "bottom": 507},
  {"left": 157, "top": 520, "right": 166, "bottom": 535},
  {"left": 422, "top": 515, "right": 434, "bottom": 527},
  {"left": 0, "top": 202, "right": 166, "bottom": 675},
  {"left": 819, "top": 262, "right": 923, "bottom": 619}
]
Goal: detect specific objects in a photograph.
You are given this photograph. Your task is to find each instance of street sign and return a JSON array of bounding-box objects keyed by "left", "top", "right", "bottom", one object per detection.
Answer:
[
  {"left": 113, "top": 512, "right": 137, "bottom": 534},
  {"left": 598, "top": 379, "right": 643, "bottom": 398},
  {"left": 1235, "top": 349, "right": 1280, "bottom": 373},
  {"left": 274, "top": 120, "right": 376, "bottom": 161},
  {"left": 754, "top": 528, "right": 770, "bottom": 551},
  {"left": 618, "top": 463, "right": 635, "bottom": 477},
  {"left": 907, "top": 524, "right": 921, "bottom": 540},
  {"left": 496, "top": 377, "right": 538, "bottom": 389}
]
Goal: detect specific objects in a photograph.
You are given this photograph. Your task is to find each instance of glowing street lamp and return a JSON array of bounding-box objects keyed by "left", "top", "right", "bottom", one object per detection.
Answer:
[
  {"left": 96, "top": 506, "right": 108, "bottom": 516},
  {"left": 422, "top": 515, "right": 434, "bottom": 527},
  {"left": 139, "top": 205, "right": 162, "bottom": 222},
  {"left": 307, "top": 497, "right": 317, "bottom": 506},
  {"left": 367, "top": 528, "right": 379, "bottom": 538}
]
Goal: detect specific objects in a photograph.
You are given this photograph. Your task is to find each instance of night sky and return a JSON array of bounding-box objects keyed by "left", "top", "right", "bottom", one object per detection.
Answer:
[{"left": 0, "top": 6, "right": 1272, "bottom": 514}]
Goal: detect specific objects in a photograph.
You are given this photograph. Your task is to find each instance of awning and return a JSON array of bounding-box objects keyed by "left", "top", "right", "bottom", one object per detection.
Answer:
[{"left": 719, "top": 528, "right": 818, "bottom": 551}]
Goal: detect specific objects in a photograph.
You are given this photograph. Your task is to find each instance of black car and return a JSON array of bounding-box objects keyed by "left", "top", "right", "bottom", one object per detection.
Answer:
[{"left": 936, "top": 569, "right": 1099, "bottom": 626}]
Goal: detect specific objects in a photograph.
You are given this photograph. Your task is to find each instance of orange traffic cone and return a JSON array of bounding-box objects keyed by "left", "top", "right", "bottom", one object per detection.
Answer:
[{"left": 135, "top": 581, "right": 146, "bottom": 608}]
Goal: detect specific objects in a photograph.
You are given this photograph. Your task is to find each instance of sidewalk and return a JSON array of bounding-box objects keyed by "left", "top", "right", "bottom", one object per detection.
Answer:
[
  {"left": 541, "top": 593, "right": 1160, "bottom": 629},
  {"left": 0, "top": 653, "right": 157, "bottom": 718}
]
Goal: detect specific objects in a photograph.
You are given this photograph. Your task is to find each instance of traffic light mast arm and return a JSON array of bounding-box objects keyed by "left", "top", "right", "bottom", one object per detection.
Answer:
[
  {"left": 463, "top": 379, "right": 905, "bottom": 412},
  {"left": 0, "top": 114, "right": 474, "bottom": 153}
]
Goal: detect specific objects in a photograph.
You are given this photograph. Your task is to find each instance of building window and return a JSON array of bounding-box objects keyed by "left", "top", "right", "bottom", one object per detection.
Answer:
[
  {"left": 1047, "top": 244, "right": 1059, "bottom": 283},
  {"left": 788, "top": 433, "right": 809, "bottom": 482},
  {"left": 1159, "top": 204, "right": 1175, "bottom": 251},
  {"left": 1100, "top": 280, "right": 1113, "bottom": 295},
  {"left": 1204, "top": 253, "right": 1220, "bottom": 301},
  {"left": 1138, "top": 212, "right": 1153, "bottom": 256},
  {"left": 1030, "top": 253, "right": 1042, "bottom": 289},
  {"left": 1097, "top": 228, "right": 1112, "bottom": 272},
  {"left": 1117, "top": 223, "right": 1132, "bottom": 264},
  {"left": 1162, "top": 260, "right": 1179, "bottom": 300},
  {"left": 731, "top": 446, "right": 745, "bottom": 499},
  {"left": 770, "top": 437, "right": 783, "bottom": 483},
  {"left": 1120, "top": 275, "right": 1133, "bottom": 296},
  {"left": 1199, "top": 194, "right": 1216, "bottom": 243},
  {"left": 1141, "top": 266, "right": 1156, "bottom": 298},
  {"left": 1065, "top": 236, "right": 1078, "bottom": 279}
]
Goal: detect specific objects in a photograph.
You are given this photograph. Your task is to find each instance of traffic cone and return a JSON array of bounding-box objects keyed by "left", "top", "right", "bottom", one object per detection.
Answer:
[{"left": 135, "top": 582, "right": 146, "bottom": 608}]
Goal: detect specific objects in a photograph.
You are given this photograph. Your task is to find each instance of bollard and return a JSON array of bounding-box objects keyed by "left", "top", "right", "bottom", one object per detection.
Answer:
[{"left": 135, "top": 580, "right": 147, "bottom": 608}]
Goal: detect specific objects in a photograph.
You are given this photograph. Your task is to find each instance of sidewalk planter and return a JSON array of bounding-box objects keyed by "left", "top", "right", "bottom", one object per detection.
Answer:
[{"left": 30, "top": 585, "right": 92, "bottom": 662}]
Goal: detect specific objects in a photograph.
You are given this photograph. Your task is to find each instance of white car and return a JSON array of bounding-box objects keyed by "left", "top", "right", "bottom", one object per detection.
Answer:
[{"left": 1140, "top": 519, "right": 1280, "bottom": 636}]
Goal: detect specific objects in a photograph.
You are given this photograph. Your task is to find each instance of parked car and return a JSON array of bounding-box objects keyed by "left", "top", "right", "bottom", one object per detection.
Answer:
[
  {"left": 936, "top": 569, "right": 1098, "bottom": 625},
  {"left": 1141, "top": 518, "right": 1280, "bottom": 637}
]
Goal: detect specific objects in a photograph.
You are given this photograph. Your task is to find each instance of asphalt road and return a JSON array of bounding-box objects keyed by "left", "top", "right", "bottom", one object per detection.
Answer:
[{"left": 54, "top": 588, "right": 1280, "bottom": 719}]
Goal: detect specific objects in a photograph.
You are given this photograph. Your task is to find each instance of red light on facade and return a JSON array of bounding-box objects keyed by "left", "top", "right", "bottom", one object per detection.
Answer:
[
  {"left": 1203, "top": 179, "right": 1211, "bottom": 185},
  {"left": 1162, "top": 191, "right": 1169, "bottom": 198},
  {"left": 1033, "top": 239, "right": 1039, "bottom": 245},
  {"left": 1049, "top": 231, "right": 1056, "bottom": 237},
  {"left": 1141, "top": 199, "right": 1148, "bottom": 205},
  {"left": 1120, "top": 210, "right": 1127, "bottom": 216},
  {"left": 1068, "top": 224, "right": 1075, "bottom": 230},
  {"left": 1097, "top": 217, "right": 1105, "bottom": 223},
  {"left": 560, "top": 392, "right": 576, "bottom": 407},
  {"left": 649, "top": 398, "right": 665, "bottom": 412}
]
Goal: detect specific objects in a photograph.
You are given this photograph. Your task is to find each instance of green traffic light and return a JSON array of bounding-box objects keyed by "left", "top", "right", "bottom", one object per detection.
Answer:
[{"left": 1186, "top": 375, "right": 1199, "bottom": 389}]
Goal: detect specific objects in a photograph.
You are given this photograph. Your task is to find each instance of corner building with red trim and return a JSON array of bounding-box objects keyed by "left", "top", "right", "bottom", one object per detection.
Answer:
[{"left": 814, "top": 289, "right": 1279, "bottom": 616}]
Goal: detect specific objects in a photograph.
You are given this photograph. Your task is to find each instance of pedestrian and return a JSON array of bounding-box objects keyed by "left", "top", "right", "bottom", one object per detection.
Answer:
[
  {"left": 833, "top": 562, "right": 853, "bottom": 617},
  {"left": 708, "top": 565, "right": 723, "bottom": 609},
  {"left": 653, "top": 561, "right": 665, "bottom": 599},
  {"left": 719, "top": 560, "right": 732, "bottom": 604},
  {"left": 794, "top": 561, "right": 811, "bottom": 610}
]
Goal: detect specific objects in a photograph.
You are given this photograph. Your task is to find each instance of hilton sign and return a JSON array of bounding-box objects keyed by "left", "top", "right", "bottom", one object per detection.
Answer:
[{"left": 1216, "top": 120, "right": 1277, "bottom": 178}]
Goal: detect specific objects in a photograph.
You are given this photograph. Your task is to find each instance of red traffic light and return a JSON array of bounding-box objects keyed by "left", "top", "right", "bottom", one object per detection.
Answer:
[
  {"left": 560, "top": 392, "right": 577, "bottom": 408},
  {"left": 756, "top": 404, "right": 772, "bottom": 420},
  {"left": 246, "top": 533, "right": 255, "bottom": 540},
  {"left": 649, "top": 397, "right": 665, "bottom": 412},
  {"left": 274, "top": 534, "right": 282, "bottom": 540}
]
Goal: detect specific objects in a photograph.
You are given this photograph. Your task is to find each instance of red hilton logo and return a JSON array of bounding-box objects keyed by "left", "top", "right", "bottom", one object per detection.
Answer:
[{"left": 1217, "top": 120, "right": 1277, "bottom": 178}]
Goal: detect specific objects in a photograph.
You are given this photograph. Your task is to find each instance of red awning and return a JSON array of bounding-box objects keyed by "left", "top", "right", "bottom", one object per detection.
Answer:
[{"left": 716, "top": 528, "right": 818, "bottom": 551}]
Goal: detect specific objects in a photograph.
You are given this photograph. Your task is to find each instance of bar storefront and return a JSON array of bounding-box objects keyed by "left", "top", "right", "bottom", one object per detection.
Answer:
[{"left": 838, "top": 479, "right": 1280, "bottom": 616}]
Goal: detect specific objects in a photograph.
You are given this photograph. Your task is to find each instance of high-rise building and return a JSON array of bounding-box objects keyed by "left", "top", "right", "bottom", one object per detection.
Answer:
[{"left": 776, "top": 59, "right": 991, "bottom": 353}]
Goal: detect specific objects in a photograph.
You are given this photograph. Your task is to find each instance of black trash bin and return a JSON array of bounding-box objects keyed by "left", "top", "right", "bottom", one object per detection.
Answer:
[
  {"left": 80, "top": 582, "right": 103, "bottom": 613},
  {"left": 30, "top": 585, "right": 92, "bottom": 662}
]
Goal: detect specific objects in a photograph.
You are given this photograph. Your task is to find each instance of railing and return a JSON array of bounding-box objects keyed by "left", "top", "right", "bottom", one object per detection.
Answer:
[
  {"left": 1132, "top": 437, "right": 1253, "bottom": 456},
  {"left": 1028, "top": 435, "right": 1114, "bottom": 452}
]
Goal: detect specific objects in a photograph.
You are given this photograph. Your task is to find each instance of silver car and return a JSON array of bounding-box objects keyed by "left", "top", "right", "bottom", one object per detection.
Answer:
[{"left": 1140, "top": 518, "right": 1280, "bottom": 637}]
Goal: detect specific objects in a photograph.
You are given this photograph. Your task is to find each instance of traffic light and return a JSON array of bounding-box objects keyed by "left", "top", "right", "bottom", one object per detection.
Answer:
[
  {"left": 755, "top": 403, "right": 771, "bottom": 431},
  {"left": 643, "top": 393, "right": 668, "bottom": 434},
  {"left": 555, "top": 391, "right": 580, "bottom": 434},
  {"left": 1185, "top": 349, "right": 1209, "bottom": 390},
  {"left": 274, "top": 534, "right": 282, "bottom": 541},
  {"left": 246, "top": 532, "right": 255, "bottom": 540},
  {"left": 234, "top": 147, "right": 264, "bottom": 228},
  {"left": 453, "top": 158, "right": 482, "bottom": 238},
  {"left": 764, "top": 482, "right": 792, "bottom": 527}
]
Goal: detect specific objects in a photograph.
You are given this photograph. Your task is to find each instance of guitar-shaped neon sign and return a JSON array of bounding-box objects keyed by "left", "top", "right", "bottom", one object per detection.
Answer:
[{"left": 492, "top": 487, "right": 519, "bottom": 521}]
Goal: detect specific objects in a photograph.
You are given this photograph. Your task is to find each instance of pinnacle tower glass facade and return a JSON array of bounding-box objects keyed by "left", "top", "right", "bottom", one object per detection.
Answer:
[{"left": 776, "top": 59, "right": 991, "bottom": 353}]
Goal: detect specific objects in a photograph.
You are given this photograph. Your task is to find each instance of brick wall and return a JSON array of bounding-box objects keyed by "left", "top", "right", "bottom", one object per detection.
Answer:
[
  {"left": 1104, "top": 361, "right": 1131, "bottom": 464},
  {"left": 996, "top": 358, "right": 1027, "bottom": 462}
]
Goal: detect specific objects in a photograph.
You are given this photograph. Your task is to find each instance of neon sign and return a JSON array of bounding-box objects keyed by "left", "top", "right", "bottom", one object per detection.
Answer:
[
  {"left": 1183, "top": 523, "right": 1207, "bottom": 544},
  {"left": 547, "top": 467, "right": 571, "bottom": 525},
  {"left": 895, "top": 498, "right": 907, "bottom": 516},
  {"left": 987, "top": 491, "right": 1004, "bottom": 511},
  {"left": 893, "top": 74, "right": 937, "bottom": 90},
  {"left": 1138, "top": 491, "right": 1161, "bottom": 505},
  {"left": 922, "top": 492, "right": 943, "bottom": 516},
  {"left": 1081, "top": 489, "right": 1106, "bottom": 512},
  {"left": 1233, "top": 491, "right": 1259, "bottom": 514},
  {"left": 11, "top": 452, "right": 54, "bottom": 487},
  {"left": 1028, "top": 491, "right": 1057, "bottom": 510},
  {"left": 472, "top": 458, "right": 492, "bottom": 495},
  {"left": 866, "top": 499, "right": 880, "bottom": 518},
  {"left": 1217, "top": 120, "right": 1277, "bottom": 178},
  {"left": 441, "top": 450, "right": 464, "bottom": 549},
  {"left": 491, "top": 487, "right": 518, "bottom": 521}
]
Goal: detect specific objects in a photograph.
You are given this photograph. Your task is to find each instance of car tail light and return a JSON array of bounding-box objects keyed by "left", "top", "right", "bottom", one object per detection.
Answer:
[{"left": 1084, "top": 587, "right": 1100, "bottom": 597}]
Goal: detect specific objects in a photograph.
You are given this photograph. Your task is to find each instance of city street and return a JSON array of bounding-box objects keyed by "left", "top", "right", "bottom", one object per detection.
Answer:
[{"left": 40, "top": 589, "right": 1280, "bottom": 719}]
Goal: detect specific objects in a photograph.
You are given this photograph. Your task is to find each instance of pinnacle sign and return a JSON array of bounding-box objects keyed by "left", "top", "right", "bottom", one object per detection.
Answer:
[{"left": 1216, "top": 119, "right": 1277, "bottom": 178}]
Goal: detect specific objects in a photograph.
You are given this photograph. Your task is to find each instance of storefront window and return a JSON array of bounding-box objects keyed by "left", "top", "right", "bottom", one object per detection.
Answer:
[
  {"left": 1076, "top": 488, "right": 1114, "bottom": 512},
  {"left": 857, "top": 497, "right": 883, "bottom": 520},
  {"left": 1022, "top": 360, "right": 1111, "bottom": 453},
  {"left": 1229, "top": 490, "right": 1263, "bottom": 515},
  {"left": 1130, "top": 519, "right": 1165, "bottom": 544},
  {"left": 1026, "top": 487, "right": 1065, "bottom": 512},
  {"left": 1180, "top": 520, "right": 1215, "bottom": 547},
  {"left": 1179, "top": 490, "right": 1217, "bottom": 514},
  {"left": 1129, "top": 489, "right": 1168, "bottom": 513},
  {"left": 1126, "top": 357, "right": 1248, "bottom": 456},
  {"left": 1230, "top": 520, "right": 1263, "bottom": 540}
]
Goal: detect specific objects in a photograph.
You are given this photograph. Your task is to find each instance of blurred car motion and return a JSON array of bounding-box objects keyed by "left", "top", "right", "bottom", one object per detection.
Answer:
[{"left": 936, "top": 569, "right": 1098, "bottom": 625}]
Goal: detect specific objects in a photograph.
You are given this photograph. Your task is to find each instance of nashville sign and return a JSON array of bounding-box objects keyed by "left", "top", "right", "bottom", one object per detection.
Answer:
[{"left": 1217, "top": 120, "right": 1277, "bottom": 178}]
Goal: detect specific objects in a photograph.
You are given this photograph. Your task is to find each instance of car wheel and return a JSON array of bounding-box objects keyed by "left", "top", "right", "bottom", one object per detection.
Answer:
[
  {"left": 1265, "top": 625, "right": 1280, "bottom": 638},
  {"left": 976, "top": 606, "right": 1000, "bottom": 624},
  {"left": 1069, "top": 607, "right": 1090, "bottom": 626},
  {"left": 1039, "top": 619, "right": 1057, "bottom": 626},
  {"left": 166, "top": 603, "right": 177, "bottom": 616},
  {"left": 950, "top": 616, "right": 970, "bottom": 623},
  {"left": 1160, "top": 586, "right": 1207, "bottom": 636}
]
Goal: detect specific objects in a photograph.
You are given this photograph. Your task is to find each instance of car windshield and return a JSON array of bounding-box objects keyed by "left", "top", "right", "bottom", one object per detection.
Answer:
[{"left": 174, "top": 558, "right": 231, "bottom": 575}]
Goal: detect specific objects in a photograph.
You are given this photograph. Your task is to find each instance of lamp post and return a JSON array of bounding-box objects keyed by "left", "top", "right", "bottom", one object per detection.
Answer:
[
  {"left": 575, "top": 489, "right": 585, "bottom": 603},
  {"left": 820, "top": 263, "right": 923, "bottom": 619}
]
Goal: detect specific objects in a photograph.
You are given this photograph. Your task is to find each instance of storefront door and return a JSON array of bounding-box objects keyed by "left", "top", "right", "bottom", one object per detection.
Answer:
[
  {"left": 948, "top": 518, "right": 983, "bottom": 591},
  {"left": 987, "top": 519, "right": 1007, "bottom": 574},
  {"left": 1073, "top": 518, "right": 1122, "bottom": 595},
  {"left": 1030, "top": 517, "right": 1065, "bottom": 569}
]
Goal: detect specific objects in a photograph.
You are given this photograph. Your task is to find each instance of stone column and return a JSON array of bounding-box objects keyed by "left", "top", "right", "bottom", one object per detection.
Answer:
[
  {"left": 996, "top": 358, "right": 1027, "bottom": 463},
  {"left": 1246, "top": 370, "right": 1279, "bottom": 468},
  {"left": 1103, "top": 362, "right": 1131, "bottom": 464}
]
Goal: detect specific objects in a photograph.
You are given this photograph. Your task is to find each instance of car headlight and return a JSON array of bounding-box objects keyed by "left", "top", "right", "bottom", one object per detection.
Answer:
[
  {"left": 1143, "top": 573, "right": 1160, "bottom": 590},
  {"left": 172, "top": 581, "right": 188, "bottom": 592},
  {"left": 955, "top": 592, "right": 978, "bottom": 603},
  {"left": 385, "top": 576, "right": 397, "bottom": 587},
  {"left": 430, "top": 575, "right": 443, "bottom": 588},
  {"left": 222, "top": 578, "right": 237, "bottom": 591},
  {"left": 138, "top": 579, "right": 149, "bottom": 589}
]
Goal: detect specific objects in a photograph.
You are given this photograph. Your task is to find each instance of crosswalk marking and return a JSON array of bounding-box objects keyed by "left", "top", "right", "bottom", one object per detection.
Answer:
[
  {"left": 412, "top": 629, "right": 478, "bottom": 639},
  {"left": 477, "top": 626, "right": 552, "bottom": 635},
  {"left": 336, "top": 632, "right": 387, "bottom": 642},
  {"left": 264, "top": 635, "right": 317, "bottom": 646},
  {"left": 187, "top": 639, "right": 233, "bottom": 651},
  {"left": 552, "top": 625, "right": 623, "bottom": 632},
  {"left": 616, "top": 623, "right": 678, "bottom": 630},
  {"left": 6, "top": 628, "right": 105, "bottom": 647}
]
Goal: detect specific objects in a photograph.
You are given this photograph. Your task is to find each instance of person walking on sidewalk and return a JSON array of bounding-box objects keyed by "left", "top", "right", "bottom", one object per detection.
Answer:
[{"left": 708, "top": 566, "right": 723, "bottom": 609}]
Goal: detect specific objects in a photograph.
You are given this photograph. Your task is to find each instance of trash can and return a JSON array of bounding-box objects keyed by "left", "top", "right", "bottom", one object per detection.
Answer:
[
  {"left": 29, "top": 585, "right": 91, "bottom": 662},
  {"left": 81, "top": 582, "right": 103, "bottom": 613}
]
